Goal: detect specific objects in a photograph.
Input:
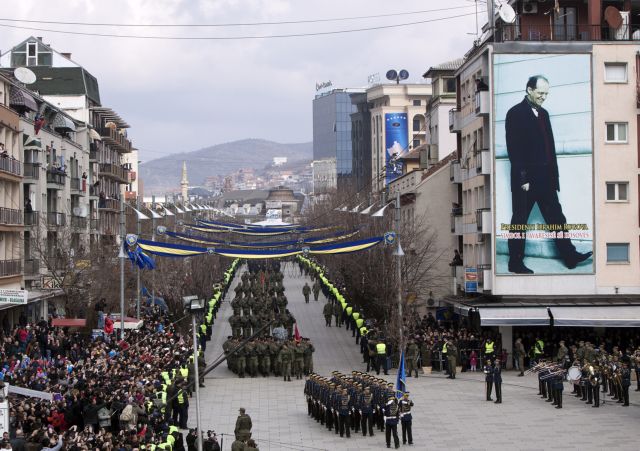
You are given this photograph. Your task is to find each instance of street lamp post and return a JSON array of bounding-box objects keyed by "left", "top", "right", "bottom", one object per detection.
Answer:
[
  {"left": 136, "top": 195, "right": 141, "bottom": 319},
  {"left": 119, "top": 196, "right": 126, "bottom": 334},
  {"left": 151, "top": 195, "right": 156, "bottom": 305},
  {"left": 393, "top": 191, "right": 405, "bottom": 357},
  {"left": 183, "top": 296, "right": 205, "bottom": 451}
]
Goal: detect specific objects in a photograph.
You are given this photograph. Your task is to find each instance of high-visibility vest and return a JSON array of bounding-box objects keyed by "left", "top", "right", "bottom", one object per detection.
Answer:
[
  {"left": 534, "top": 340, "right": 544, "bottom": 355},
  {"left": 161, "top": 371, "right": 171, "bottom": 384},
  {"left": 180, "top": 367, "right": 188, "bottom": 378},
  {"left": 353, "top": 312, "right": 360, "bottom": 320},
  {"left": 442, "top": 343, "right": 448, "bottom": 354},
  {"left": 169, "top": 425, "right": 179, "bottom": 435},
  {"left": 376, "top": 343, "right": 386, "bottom": 355},
  {"left": 360, "top": 327, "right": 368, "bottom": 336},
  {"left": 356, "top": 318, "right": 364, "bottom": 329},
  {"left": 200, "top": 324, "right": 207, "bottom": 335},
  {"left": 156, "top": 391, "right": 167, "bottom": 405},
  {"left": 177, "top": 390, "right": 186, "bottom": 404},
  {"left": 346, "top": 307, "right": 353, "bottom": 316},
  {"left": 485, "top": 341, "right": 494, "bottom": 354}
]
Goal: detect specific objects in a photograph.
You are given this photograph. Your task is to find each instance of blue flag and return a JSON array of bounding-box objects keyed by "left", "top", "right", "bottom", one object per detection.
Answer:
[{"left": 396, "top": 350, "right": 406, "bottom": 399}]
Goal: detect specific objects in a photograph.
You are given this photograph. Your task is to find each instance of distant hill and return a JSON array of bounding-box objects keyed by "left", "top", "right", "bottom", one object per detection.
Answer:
[{"left": 140, "top": 139, "right": 312, "bottom": 193}]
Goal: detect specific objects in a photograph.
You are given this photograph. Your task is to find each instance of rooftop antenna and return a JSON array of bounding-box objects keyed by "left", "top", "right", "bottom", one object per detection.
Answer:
[
  {"left": 14, "top": 67, "right": 37, "bottom": 85},
  {"left": 468, "top": 0, "right": 480, "bottom": 36}
]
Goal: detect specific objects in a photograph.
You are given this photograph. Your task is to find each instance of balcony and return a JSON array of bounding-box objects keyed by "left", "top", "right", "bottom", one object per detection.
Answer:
[
  {"left": 47, "top": 212, "right": 67, "bottom": 227},
  {"left": 24, "top": 162, "right": 40, "bottom": 181},
  {"left": 448, "top": 108, "right": 461, "bottom": 132},
  {"left": 100, "top": 127, "right": 132, "bottom": 153},
  {"left": 99, "top": 198, "right": 119, "bottom": 211},
  {"left": 89, "top": 185, "right": 99, "bottom": 197},
  {"left": 70, "top": 177, "right": 81, "bottom": 192},
  {"left": 0, "top": 207, "right": 22, "bottom": 226},
  {"left": 449, "top": 159, "right": 461, "bottom": 184},
  {"left": 0, "top": 156, "right": 21, "bottom": 177},
  {"left": 476, "top": 208, "right": 492, "bottom": 234},
  {"left": 0, "top": 259, "right": 21, "bottom": 277},
  {"left": 474, "top": 90, "right": 489, "bottom": 116},
  {"left": 478, "top": 263, "right": 492, "bottom": 292},
  {"left": 89, "top": 143, "right": 98, "bottom": 161},
  {"left": 450, "top": 213, "right": 463, "bottom": 235},
  {"left": 46, "top": 170, "right": 66, "bottom": 189},
  {"left": 71, "top": 215, "right": 87, "bottom": 229},
  {"left": 24, "top": 211, "right": 39, "bottom": 227},
  {"left": 474, "top": 148, "right": 491, "bottom": 175},
  {"left": 24, "top": 258, "right": 40, "bottom": 276},
  {"left": 98, "top": 163, "right": 129, "bottom": 183},
  {"left": 497, "top": 23, "right": 635, "bottom": 43}
]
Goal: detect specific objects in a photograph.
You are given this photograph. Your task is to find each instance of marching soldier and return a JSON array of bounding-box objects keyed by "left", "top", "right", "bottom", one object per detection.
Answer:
[
  {"left": 303, "top": 282, "right": 311, "bottom": 303},
  {"left": 323, "top": 302, "right": 333, "bottom": 327},
  {"left": 447, "top": 338, "right": 458, "bottom": 380},
  {"left": 621, "top": 360, "right": 631, "bottom": 406},
  {"left": 294, "top": 341, "right": 305, "bottom": 380},
  {"left": 279, "top": 343, "right": 293, "bottom": 382},
  {"left": 515, "top": 337, "right": 525, "bottom": 377},
  {"left": 313, "top": 279, "right": 321, "bottom": 301},
  {"left": 399, "top": 393, "right": 414, "bottom": 445}
]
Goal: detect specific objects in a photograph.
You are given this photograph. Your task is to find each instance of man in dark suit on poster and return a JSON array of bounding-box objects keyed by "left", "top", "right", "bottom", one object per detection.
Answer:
[{"left": 505, "top": 75, "right": 592, "bottom": 274}]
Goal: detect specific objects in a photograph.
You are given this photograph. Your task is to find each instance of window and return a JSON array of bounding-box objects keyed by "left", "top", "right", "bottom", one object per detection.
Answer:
[
  {"left": 606, "top": 123, "right": 628, "bottom": 143},
  {"left": 444, "top": 77, "right": 456, "bottom": 93},
  {"left": 413, "top": 117, "right": 421, "bottom": 132},
  {"left": 606, "top": 243, "right": 629, "bottom": 263},
  {"left": 413, "top": 139, "right": 421, "bottom": 149},
  {"left": 606, "top": 182, "right": 628, "bottom": 201},
  {"left": 604, "top": 63, "right": 627, "bottom": 83},
  {"left": 412, "top": 99, "right": 421, "bottom": 106},
  {"left": 27, "top": 42, "right": 37, "bottom": 66}
]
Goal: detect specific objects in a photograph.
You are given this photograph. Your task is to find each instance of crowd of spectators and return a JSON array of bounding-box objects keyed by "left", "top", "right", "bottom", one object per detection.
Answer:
[{"left": 0, "top": 305, "right": 215, "bottom": 450}]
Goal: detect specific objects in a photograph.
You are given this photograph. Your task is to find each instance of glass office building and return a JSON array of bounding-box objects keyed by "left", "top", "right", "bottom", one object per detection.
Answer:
[{"left": 312, "top": 90, "right": 360, "bottom": 189}]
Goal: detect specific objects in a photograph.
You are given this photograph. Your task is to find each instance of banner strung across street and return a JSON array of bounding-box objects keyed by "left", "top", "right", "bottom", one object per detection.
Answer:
[{"left": 493, "top": 53, "right": 594, "bottom": 275}]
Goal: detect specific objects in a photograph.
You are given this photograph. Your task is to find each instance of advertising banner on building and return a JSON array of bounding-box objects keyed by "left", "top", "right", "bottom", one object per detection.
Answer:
[
  {"left": 385, "top": 113, "right": 408, "bottom": 184},
  {"left": 494, "top": 53, "right": 594, "bottom": 275}
]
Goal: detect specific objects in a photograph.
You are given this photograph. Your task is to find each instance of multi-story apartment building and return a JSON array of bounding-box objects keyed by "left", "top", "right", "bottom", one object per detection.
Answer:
[
  {"left": 367, "top": 83, "right": 431, "bottom": 194},
  {"left": 1, "top": 37, "right": 134, "bottom": 247},
  {"left": 350, "top": 92, "right": 372, "bottom": 194},
  {"left": 448, "top": 0, "right": 640, "bottom": 360},
  {"left": 0, "top": 74, "right": 25, "bottom": 326}
]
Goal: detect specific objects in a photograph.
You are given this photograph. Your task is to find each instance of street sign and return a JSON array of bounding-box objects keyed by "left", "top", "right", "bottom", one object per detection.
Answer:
[
  {"left": 465, "top": 267, "right": 478, "bottom": 293},
  {"left": 0, "top": 288, "right": 28, "bottom": 305}
]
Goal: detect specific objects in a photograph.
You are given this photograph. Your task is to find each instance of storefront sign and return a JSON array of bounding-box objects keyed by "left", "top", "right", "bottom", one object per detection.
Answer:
[
  {"left": 465, "top": 268, "right": 478, "bottom": 293},
  {"left": 0, "top": 289, "right": 28, "bottom": 305}
]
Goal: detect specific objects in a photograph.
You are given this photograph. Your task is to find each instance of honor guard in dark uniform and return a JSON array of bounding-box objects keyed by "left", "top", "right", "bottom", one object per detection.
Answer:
[
  {"left": 359, "top": 386, "right": 375, "bottom": 437},
  {"left": 384, "top": 395, "right": 400, "bottom": 449},
  {"left": 484, "top": 360, "right": 494, "bottom": 401},
  {"left": 399, "top": 393, "right": 414, "bottom": 445},
  {"left": 591, "top": 366, "right": 600, "bottom": 408},
  {"left": 621, "top": 361, "right": 631, "bottom": 406},
  {"left": 337, "top": 388, "right": 352, "bottom": 438},
  {"left": 493, "top": 359, "right": 502, "bottom": 404},
  {"left": 552, "top": 371, "right": 563, "bottom": 409}
]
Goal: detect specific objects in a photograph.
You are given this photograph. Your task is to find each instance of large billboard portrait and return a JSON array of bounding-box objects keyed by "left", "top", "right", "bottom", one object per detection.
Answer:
[
  {"left": 385, "top": 112, "right": 407, "bottom": 184},
  {"left": 494, "top": 53, "right": 593, "bottom": 275}
]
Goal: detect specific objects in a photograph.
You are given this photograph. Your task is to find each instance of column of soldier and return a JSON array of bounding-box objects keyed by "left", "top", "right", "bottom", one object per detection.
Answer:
[
  {"left": 528, "top": 340, "right": 635, "bottom": 409},
  {"left": 304, "top": 371, "right": 414, "bottom": 448},
  {"left": 224, "top": 262, "right": 315, "bottom": 380}
]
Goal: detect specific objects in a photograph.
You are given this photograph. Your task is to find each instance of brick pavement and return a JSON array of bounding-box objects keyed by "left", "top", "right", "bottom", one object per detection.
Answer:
[{"left": 188, "top": 263, "right": 640, "bottom": 450}]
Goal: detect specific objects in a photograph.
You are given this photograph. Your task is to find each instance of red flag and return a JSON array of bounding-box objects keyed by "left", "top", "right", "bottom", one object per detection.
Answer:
[{"left": 294, "top": 323, "right": 301, "bottom": 342}]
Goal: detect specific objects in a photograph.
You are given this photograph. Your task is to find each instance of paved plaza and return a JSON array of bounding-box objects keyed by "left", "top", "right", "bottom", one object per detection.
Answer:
[{"left": 189, "top": 264, "right": 640, "bottom": 450}]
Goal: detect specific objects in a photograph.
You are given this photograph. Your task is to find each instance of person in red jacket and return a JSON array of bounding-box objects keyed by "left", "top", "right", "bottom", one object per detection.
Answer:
[{"left": 104, "top": 316, "right": 114, "bottom": 335}]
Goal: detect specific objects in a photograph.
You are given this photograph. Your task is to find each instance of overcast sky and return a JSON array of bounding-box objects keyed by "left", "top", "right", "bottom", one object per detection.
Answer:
[{"left": 3, "top": 0, "right": 485, "bottom": 163}]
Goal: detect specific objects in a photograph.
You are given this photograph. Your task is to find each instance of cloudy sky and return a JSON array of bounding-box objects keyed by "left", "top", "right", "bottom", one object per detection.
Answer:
[{"left": 3, "top": 0, "right": 485, "bottom": 162}]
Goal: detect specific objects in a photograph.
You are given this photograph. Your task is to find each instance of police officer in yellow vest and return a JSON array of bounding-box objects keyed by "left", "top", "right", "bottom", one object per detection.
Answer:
[
  {"left": 173, "top": 382, "right": 189, "bottom": 429},
  {"left": 484, "top": 338, "right": 496, "bottom": 363},
  {"left": 376, "top": 341, "right": 388, "bottom": 375},
  {"left": 533, "top": 336, "right": 544, "bottom": 364}
]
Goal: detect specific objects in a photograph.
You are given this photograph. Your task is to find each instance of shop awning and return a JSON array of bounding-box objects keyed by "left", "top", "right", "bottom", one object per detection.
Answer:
[
  {"left": 51, "top": 113, "right": 76, "bottom": 132},
  {"left": 550, "top": 306, "right": 640, "bottom": 327},
  {"left": 23, "top": 134, "right": 42, "bottom": 151},
  {"left": 479, "top": 307, "right": 550, "bottom": 326},
  {"left": 9, "top": 86, "right": 38, "bottom": 111}
]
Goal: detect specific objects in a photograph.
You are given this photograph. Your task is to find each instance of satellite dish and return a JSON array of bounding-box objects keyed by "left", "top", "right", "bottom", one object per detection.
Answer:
[
  {"left": 498, "top": 4, "right": 516, "bottom": 24},
  {"left": 604, "top": 6, "right": 623, "bottom": 29},
  {"left": 386, "top": 70, "right": 398, "bottom": 81},
  {"left": 14, "top": 67, "right": 37, "bottom": 85},
  {"left": 398, "top": 70, "right": 409, "bottom": 80}
]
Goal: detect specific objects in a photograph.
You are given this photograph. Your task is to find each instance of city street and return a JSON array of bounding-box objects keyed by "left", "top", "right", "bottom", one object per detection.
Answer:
[{"left": 191, "top": 264, "right": 640, "bottom": 451}]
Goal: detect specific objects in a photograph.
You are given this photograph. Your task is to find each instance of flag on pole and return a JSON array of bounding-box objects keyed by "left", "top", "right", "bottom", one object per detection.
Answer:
[
  {"left": 396, "top": 350, "right": 407, "bottom": 399},
  {"left": 294, "top": 323, "right": 301, "bottom": 342}
]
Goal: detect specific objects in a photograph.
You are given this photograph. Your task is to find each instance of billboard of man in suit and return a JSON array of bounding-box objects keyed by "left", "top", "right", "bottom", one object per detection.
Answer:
[{"left": 503, "top": 75, "right": 592, "bottom": 274}]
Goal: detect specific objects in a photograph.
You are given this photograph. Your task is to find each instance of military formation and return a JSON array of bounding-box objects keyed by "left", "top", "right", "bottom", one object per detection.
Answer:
[
  {"left": 224, "top": 262, "right": 315, "bottom": 380},
  {"left": 304, "top": 371, "right": 414, "bottom": 448}
]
